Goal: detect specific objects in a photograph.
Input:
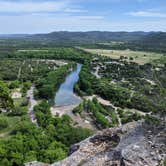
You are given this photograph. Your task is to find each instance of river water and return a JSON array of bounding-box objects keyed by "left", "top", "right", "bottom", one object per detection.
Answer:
[{"left": 54, "top": 64, "right": 82, "bottom": 106}]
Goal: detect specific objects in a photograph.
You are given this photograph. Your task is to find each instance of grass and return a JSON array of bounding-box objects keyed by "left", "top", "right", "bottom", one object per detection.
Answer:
[
  {"left": 82, "top": 48, "right": 163, "bottom": 65},
  {"left": 152, "top": 56, "right": 166, "bottom": 66}
]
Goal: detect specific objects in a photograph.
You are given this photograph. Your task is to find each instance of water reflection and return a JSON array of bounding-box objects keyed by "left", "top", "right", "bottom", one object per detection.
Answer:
[{"left": 55, "top": 64, "right": 82, "bottom": 106}]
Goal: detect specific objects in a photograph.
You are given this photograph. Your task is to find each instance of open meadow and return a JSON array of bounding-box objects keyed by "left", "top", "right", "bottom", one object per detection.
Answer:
[{"left": 83, "top": 48, "right": 164, "bottom": 65}]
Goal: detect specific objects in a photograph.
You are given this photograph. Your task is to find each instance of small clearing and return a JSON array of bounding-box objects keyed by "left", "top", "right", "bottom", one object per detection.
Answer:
[{"left": 11, "top": 88, "right": 22, "bottom": 99}]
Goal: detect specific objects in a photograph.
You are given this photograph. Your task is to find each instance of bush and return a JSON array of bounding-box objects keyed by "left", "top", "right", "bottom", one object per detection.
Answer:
[
  {"left": 87, "top": 100, "right": 110, "bottom": 128},
  {"left": 145, "top": 115, "right": 160, "bottom": 126},
  {"left": 9, "top": 106, "right": 27, "bottom": 116},
  {"left": 9, "top": 80, "right": 20, "bottom": 89},
  {"left": 0, "top": 116, "right": 8, "bottom": 130},
  {"left": 72, "top": 102, "right": 84, "bottom": 114},
  {"left": 21, "top": 81, "right": 32, "bottom": 96},
  {"left": 20, "top": 98, "right": 29, "bottom": 107},
  {"left": 0, "top": 81, "right": 14, "bottom": 110}
]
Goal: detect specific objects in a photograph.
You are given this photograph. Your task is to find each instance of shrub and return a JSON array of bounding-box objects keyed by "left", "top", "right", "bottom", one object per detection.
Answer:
[
  {"left": 9, "top": 80, "right": 20, "bottom": 89},
  {"left": 0, "top": 116, "right": 8, "bottom": 130}
]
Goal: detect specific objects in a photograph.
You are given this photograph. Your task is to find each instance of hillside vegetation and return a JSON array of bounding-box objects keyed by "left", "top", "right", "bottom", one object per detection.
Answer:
[
  {"left": 1, "top": 31, "right": 166, "bottom": 52},
  {"left": 0, "top": 35, "right": 165, "bottom": 165}
]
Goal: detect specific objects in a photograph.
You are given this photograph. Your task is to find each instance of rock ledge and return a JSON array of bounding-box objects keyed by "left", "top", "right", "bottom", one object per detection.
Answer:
[{"left": 25, "top": 121, "right": 166, "bottom": 166}]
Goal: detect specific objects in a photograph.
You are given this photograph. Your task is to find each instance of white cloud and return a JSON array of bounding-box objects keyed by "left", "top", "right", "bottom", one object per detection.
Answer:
[
  {"left": 0, "top": 14, "right": 166, "bottom": 34},
  {"left": 0, "top": 14, "right": 106, "bottom": 33},
  {"left": 64, "top": 8, "right": 88, "bottom": 13},
  {"left": 76, "top": 16, "right": 104, "bottom": 20},
  {"left": 128, "top": 11, "right": 166, "bottom": 18},
  {"left": 0, "top": 1, "right": 68, "bottom": 13}
]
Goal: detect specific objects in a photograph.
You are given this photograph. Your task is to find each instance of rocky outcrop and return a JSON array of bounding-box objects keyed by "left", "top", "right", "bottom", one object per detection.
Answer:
[{"left": 25, "top": 121, "right": 166, "bottom": 166}]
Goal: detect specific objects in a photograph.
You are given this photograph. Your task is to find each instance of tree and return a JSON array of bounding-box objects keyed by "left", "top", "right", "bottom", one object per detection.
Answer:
[
  {"left": 9, "top": 106, "right": 27, "bottom": 116},
  {"left": 0, "top": 116, "right": 8, "bottom": 130},
  {"left": 0, "top": 81, "right": 14, "bottom": 111},
  {"left": 9, "top": 80, "right": 20, "bottom": 89},
  {"left": 42, "top": 148, "right": 67, "bottom": 163},
  {"left": 0, "top": 158, "right": 10, "bottom": 166},
  {"left": 24, "top": 151, "right": 37, "bottom": 163}
]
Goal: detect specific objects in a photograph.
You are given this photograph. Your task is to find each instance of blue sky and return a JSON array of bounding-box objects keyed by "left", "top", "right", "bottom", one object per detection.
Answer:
[{"left": 0, "top": 0, "right": 166, "bottom": 34}]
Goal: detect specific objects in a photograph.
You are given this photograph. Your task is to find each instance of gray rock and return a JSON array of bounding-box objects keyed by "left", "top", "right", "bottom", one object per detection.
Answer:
[{"left": 24, "top": 121, "right": 166, "bottom": 166}]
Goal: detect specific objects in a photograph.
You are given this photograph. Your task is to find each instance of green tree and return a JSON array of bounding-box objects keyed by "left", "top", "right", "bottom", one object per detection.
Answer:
[
  {"left": 0, "top": 116, "right": 8, "bottom": 130},
  {"left": 0, "top": 81, "right": 14, "bottom": 111}
]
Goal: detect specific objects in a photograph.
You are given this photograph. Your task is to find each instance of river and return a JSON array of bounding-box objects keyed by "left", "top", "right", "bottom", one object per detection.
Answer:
[{"left": 54, "top": 63, "right": 82, "bottom": 106}]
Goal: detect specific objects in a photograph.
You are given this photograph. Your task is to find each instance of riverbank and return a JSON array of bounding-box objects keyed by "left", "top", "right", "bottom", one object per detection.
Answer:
[
  {"left": 51, "top": 104, "right": 79, "bottom": 117},
  {"left": 51, "top": 104, "right": 97, "bottom": 130}
]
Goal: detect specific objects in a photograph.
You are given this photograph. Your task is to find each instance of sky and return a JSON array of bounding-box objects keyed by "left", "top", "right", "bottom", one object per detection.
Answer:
[{"left": 0, "top": 0, "right": 166, "bottom": 34}]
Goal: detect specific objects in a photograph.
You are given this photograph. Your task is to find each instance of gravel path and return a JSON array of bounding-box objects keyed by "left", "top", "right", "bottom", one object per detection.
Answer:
[{"left": 27, "top": 85, "right": 38, "bottom": 125}]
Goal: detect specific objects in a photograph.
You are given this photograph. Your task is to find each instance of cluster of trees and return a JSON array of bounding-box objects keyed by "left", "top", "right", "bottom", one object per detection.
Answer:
[
  {"left": 94, "top": 41, "right": 166, "bottom": 53},
  {"left": 19, "top": 60, "right": 61, "bottom": 82},
  {"left": 34, "top": 101, "right": 92, "bottom": 145},
  {"left": 87, "top": 99, "right": 110, "bottom": 128},
  {"left": 0, "top": 115, "right": 8, "bottom": 129},
  {"left": 117, "top": 109, "right": 142, "bottom": 124},
  {"left": 76, "top": 64, "right": 131, "bottom": 108},
  {"left": 76, "top": 61, "right": 166, "bottom": 115},
  {"left": 4, "top": 48, "right": 92, "bottom": 64},
  {"left": 35, "top": 63, "right": 73, "bottom": 99},
  {"left": 130, "top": 93, "right": 155, "bottom": 113},
  {"left": 0, "top": 59, "right": 62, "bottom": 82},
  {"left": 0, "top": 81, "right": 14, "bottom": 111},
  {"left": 21, "top": 81, "right": 32, "bottom": 97},
  {"left": 8, "top": 80, "right": 20, "bottom": 89},
  {"left": 0, "top": 101, "right": 92, "bottom": 165},
  {"left": 101, "top": 62, "right": 143, "bottom": 80},
  {"left": 8, "top": 105, "right": 28, "bottom": 117},
  {"left": 0, "top": 119, "right": 68, "bottom": 165},
  {"left": 72, "top": 101, "right": 84, "bottom": 114},
  {"left": 87, "top": 98, "right": 118, "bottom": 128},
  {"left": 144, "top": 114, "right": 161, "bottom": 126},
  {"left": 0, "top": 59, "right": 22, "bottom": 81},
  {"left": 73, "top": 98, "right": 118, "bottom": 128}
]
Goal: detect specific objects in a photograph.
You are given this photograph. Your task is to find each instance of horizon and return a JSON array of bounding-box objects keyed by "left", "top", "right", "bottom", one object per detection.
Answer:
[
  {"left": 0, "top": 30, "right": 165, "bottom": 35},
  {"left": 0, "top": 0, "right": 166, "bottom": 34}
]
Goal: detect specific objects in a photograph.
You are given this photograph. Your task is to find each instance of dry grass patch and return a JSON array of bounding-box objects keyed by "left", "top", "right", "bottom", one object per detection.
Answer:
[{"left": 83, "top": 48, "right": 163, "bottom": 65}]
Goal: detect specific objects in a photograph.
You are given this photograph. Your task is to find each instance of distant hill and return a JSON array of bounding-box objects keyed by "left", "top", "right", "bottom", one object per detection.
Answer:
[
  {"left": 0, "top": 31, "right": 166, "bottom": 52},
  {"left": 0, "top": 34, "right": 29, "bottom": 38},
  {"left": 32, "top": 31, "right": 166, "bottom": 52},
  {"left": 139, "top": 32, "right": 166, "bottom": 45},
  {"left": 32, "top": 31, "right": 150, "bottom": 43}
]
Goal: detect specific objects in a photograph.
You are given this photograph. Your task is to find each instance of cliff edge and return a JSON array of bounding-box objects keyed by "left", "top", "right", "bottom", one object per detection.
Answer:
[{"left": 25, "top": 121, "right": 166, "bottom": 166}]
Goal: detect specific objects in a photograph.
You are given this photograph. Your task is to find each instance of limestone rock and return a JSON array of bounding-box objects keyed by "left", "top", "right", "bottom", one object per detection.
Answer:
[{"left": 25, "top": 121, "right": 166, "bottom": 166}]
